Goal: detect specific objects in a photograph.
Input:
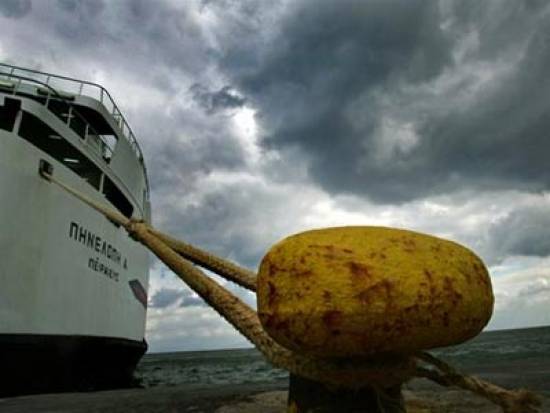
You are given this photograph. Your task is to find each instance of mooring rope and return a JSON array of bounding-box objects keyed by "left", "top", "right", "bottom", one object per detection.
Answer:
[
  {"left": 39, "top": 169, "right": 541, "bottom": 412},
  {"left": 147, "top": 228, "right": 257, "bottom": 291},
  {"left": 39, "top": 167, "right": 257, "bottom": 291},
  {"left": 415, "top": 352, "right": 541, "bottom": 413}
]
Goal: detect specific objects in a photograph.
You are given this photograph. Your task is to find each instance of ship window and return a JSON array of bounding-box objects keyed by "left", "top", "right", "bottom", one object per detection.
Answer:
[
  {"left": 18, "top": 112, "right": 102, "bottom": 190},
  {"left": 69, "top": 111, "right": 87, "bottom": 138},
  {"left": 102, "top": 176, "right": 134, "bottom": 218},
  {"left": 17, "top": 92, "right": 47, "bottom": 106},
  {"left": 100, "top": 134, "right": 117, "bottom": 160},
  {"left": 48, "top": 100, "right": 78, "bottom": 131},
  {"left": 47, "top": 99, "right": 99, "bottom": 142},
  {"left": 0, "top": 97, "right": 20, "bottom": 132}
]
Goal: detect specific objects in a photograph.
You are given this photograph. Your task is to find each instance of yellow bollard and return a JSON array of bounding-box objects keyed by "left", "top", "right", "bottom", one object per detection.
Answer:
[
  {"left": 257, "top": 226, "right": 494, "bottom": 412},
  {"left": 258, "top": 226, "right": 494, "bottom": 357}
]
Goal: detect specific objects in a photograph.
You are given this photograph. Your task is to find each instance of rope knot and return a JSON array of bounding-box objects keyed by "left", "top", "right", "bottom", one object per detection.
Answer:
[{"left": 127, "top": 219, "right": 148, "bottom": 242}]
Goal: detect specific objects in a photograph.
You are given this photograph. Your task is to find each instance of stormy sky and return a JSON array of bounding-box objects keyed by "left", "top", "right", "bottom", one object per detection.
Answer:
[{"left": 1, "top": 0, "right": 549, "bottom": 352}]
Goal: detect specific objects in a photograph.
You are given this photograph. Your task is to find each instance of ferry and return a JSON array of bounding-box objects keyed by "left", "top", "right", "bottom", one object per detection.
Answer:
[{"left": 0, "top": 63, "right": 151, "bottom": 395}]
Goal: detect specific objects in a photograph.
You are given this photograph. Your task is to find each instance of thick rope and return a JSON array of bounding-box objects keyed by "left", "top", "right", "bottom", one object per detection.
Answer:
[
  {"left": 147, "top": 228, "right": 257, "bottom": 291},
  {"left": 40, "top": 170, "right": 542, "bottom": 412}
]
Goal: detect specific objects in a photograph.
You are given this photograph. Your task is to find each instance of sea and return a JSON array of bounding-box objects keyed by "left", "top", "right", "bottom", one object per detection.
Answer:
[{"left": 135, "top": 325, "right": 550, "bottom": 389}]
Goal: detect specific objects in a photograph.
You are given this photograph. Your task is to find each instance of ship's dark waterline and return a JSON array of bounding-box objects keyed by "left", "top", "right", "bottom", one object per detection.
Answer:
[{"left": 0, "top": 334, "right": 147, "bottom": 397}]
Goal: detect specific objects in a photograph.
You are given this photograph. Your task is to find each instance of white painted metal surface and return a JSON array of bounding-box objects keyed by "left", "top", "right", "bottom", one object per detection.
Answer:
[
  {"left": 0, "top": 66, "right": 150, "bottom": 343},
  {"left": 0, "top": 130, "right": 149, "bottom": 341}
]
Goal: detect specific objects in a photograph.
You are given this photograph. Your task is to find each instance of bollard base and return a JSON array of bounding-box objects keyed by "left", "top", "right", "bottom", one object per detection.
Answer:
[{"left": 287, "top": 374, "right": 404, "bottom": 413}]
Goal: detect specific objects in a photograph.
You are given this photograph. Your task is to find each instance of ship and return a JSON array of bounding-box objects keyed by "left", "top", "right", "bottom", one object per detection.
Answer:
[{"left": 0, "top": 63, "right": 151, "bottom": 396}]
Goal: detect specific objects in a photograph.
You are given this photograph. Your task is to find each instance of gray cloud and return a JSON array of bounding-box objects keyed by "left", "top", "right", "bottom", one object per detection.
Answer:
[
  {"left": 489, "top": 204, "right": 550, "bottom": 262},
  {"left": 150, "top": 288, "right": 182, "bottom": 308},
  {"left": 57, "top": 0, "right": 104, "bottom": 15},
  {"left": 150, "top": 287, "right": 205, "bottom": 308},
  {"left": 0, "top": 0, "right": 31, "bottom": 18},
  {"left": 157, "top": 187, "right": 269, "bottom": 271},
  {"left": 142, "top": 109, "right": 250, "bottom": 200},
  {"left": 57, "top": 0, "right": 78, "bottom": 12},
  {"left": 190, "top": 84, "right": 246, "bottom": 114},
  {"left": 221, "top": 0, "right": 550, "bottom": 203},
  {"left": 489, "top": 269, "right": 550, "bottom": 330},
  {"left": 517, "top": 278, "right": 550, "bottom": 298},
  {"left": 3, "top": 0, "right": 212, "bottom": 78},
  {"left": 180, "top": 295, "right": 206, "bottom": 308}
]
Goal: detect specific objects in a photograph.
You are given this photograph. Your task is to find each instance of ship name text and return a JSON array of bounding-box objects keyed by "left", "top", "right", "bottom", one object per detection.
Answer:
[
  {"left": 69, "top": 221, "right": 125, "bottom": 266},
  {"left": 69, "top": 222, "right": 128, "bottom": 284}
]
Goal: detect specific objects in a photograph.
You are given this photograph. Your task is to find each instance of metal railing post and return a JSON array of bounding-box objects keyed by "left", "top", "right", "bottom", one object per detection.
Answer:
[
  {"left": 14, "top": 78, "right": 22, "bottom": 96},
  {"left": 66, "top": 106, "right": 73, "bottom": 126}
]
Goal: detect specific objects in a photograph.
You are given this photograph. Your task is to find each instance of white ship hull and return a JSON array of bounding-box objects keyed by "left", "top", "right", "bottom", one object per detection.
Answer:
[
  {"left": 0, "top": 64, "right": 151, "bottom": 395},
  {"left": 0, "top": 131, "right": 148, "bottom": 340}
]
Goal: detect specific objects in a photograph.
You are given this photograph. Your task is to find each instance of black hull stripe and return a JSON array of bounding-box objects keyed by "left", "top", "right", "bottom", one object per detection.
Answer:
[{"left": 0, "top": 333, "right": 147, "bottom": 397}]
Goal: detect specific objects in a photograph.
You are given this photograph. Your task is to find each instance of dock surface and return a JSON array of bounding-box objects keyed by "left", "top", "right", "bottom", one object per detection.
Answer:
[{"left": 1, "top": 377, "right": 548, "bottom": 413}]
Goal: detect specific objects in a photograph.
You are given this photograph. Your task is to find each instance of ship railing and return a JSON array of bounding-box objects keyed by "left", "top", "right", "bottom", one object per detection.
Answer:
[
  {"left": 0, "top": 62, "right": 149, "bottom": 198},
  {"left": 0, "top": 72, "right": 114, "bottom": 161},
  {"left": 0, "top": 63, "right": 145, "bottom": 165}
]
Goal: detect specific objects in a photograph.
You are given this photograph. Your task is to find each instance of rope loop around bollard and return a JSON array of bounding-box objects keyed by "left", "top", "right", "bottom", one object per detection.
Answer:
[{"left": 38, "top": 166, "right": 542, "bottom": 413}]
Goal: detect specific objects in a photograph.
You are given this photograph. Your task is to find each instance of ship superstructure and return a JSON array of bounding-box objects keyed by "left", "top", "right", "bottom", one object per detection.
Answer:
[{"left": 0, "top": 63, "right": 150, "bottom": 395}]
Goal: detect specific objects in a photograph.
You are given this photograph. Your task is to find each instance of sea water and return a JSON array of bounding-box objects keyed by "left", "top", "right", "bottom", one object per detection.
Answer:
[
  {"left": 136, "top": 347, "right": 287, "bottom": 387},
  {"left": 136, "top": 325, "right": 550, "bottom": 388},
  {"left": 433, "top": 325, "right": 550, "bottom": 366}
]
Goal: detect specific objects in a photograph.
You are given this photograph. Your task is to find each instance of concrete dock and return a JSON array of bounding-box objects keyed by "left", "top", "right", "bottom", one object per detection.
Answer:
[{"left": 1, "top": 378, "right": 548, "bottom": 413}]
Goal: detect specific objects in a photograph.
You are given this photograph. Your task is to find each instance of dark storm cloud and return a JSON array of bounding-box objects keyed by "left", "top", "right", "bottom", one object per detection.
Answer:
[
  {"left": 489, "top": 204, "right": 550, "bottom": 262},
  {"left": 222, "top": 0, "right": 550, "bottom": 203},
  {"left": 190, "top": 84, "right": 246, "bottom": 114},
  {"left": 9, "top": 0, "right": 211, "bottom": 78},
  {"left": 57, "top": 0, "right": 78, "bottom": 12},
  {"left": 413, "top": 1, "right": 550, "bottom": 199},
  {"left": 142, "top": 109, "right": 250, "bottom": 197},
  {"left": 158, "top": 189, "right": 265, "bottom": 271},
  {"left": 0, "top": 0, "right": 31, "bottom": 18},
  {"left": 222, "top": 0, "right": 453, "bottom": 203},
  {"left": 57, "top": 0, "right": 104, "bottom": 15}
]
